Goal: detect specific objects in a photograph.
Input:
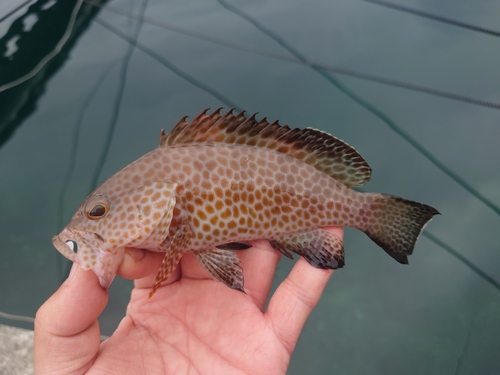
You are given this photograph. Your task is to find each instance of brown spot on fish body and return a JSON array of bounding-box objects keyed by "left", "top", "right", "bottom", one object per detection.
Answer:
[
  {"left": 215, "top": 200, "right": 224, "bottom": 211},
  {"left": 240, "top": 191, "right": 248, "bottom": 202},
  {"left": 192, "top": 217, "right": 200, "bottom": 227},
  {"left": 197, "top": 210, "right": 207, "bottom": 221},
  {"left": 221, "top": 208, "right": 231, "bottom": 220},
  {"left": 155, "top": 200, "right": 168, "bottom": 210},
  {"left": 192, "top": 173, "right": 201, "bottom": 185},
  {"left": 232, "top": 206, "right": 240, "bottom": 218},
  {"left": 240, "top": 204, "right": 248, "bottom": 215}
]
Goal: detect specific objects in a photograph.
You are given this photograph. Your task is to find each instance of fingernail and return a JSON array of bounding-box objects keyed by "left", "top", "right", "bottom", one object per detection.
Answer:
[{"left": 64, "top": 263, "right": 78, "bottom": 285}]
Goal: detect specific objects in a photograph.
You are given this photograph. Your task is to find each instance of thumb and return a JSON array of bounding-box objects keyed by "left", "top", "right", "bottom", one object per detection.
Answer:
[{"left": 35, "top": 263, "right": 108, "bottom": 374}]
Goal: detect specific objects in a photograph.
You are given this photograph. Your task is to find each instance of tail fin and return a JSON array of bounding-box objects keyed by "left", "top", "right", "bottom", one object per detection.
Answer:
[{"left": 363, "top": 194, "right": 439, "bottom": 264}]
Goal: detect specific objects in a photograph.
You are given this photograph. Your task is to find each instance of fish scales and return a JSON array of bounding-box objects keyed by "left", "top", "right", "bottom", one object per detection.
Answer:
[
  {"left": 98, "top": 145, "right": 365, "bottom": 247},
  {"left": 53, "top": 108, "right": 439, "bottom": 298}
]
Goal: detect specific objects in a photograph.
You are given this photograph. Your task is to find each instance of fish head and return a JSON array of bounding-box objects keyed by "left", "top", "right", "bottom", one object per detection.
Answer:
[{"left": 52, "top": 182, "right": 178, "bottom": 288}]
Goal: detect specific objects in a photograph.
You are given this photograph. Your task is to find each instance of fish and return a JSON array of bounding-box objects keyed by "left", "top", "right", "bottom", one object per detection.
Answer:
[{"left": 53, "top": 108, "right": 439, "bottom": 299}]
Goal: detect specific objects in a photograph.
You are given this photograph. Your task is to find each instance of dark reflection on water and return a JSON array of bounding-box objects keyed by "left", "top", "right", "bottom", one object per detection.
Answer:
[
  {"left": 0, "top": 0, "right": 110, "bottom": 146},
  {"left": 1, "top": 0, "right": 499, "bottom": 374}
]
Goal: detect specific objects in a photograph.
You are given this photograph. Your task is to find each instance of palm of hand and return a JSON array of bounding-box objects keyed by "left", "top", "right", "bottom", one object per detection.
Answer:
[
  {"left": 95, "top": 243, "right": 294, "bottom": 375},
  {"left": 98, "top": 280, "right": 289, "bottom": 375}
]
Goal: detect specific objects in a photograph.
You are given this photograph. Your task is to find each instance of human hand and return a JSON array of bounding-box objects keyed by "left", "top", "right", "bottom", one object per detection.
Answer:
[{"left": 35, "top": 227, "right": 343, "bottom": 375}]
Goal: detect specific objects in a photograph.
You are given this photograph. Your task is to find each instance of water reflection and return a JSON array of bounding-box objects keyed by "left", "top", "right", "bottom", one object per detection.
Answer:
[{"left": 0, "top": 0, "right": 108, "bottom": 146}]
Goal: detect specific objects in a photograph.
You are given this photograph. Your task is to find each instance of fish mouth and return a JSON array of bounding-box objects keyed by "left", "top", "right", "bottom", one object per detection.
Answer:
[
  {"left": 52, "top": 234, "right": 77, "bottom": 262},
  {"left": 52, "top": 229, "right": 122, "bottom": 289}
]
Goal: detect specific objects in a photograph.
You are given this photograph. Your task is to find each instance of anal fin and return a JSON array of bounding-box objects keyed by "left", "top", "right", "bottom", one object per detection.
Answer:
[
  {"left": 270, "top": 229, "right": 345, "bottom": 269},
  {"left": 194, "top": 248, "right": 245, "bottom": 292}
]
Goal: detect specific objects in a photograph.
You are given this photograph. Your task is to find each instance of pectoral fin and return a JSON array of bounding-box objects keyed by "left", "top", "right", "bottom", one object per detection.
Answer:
[
  {"left": 148, "top": 221, "right": 193, "bottom": 300},
  {"left": 194, "top": 248, "right": 245, "bottom": 292},
  {"left": 270, "top": 229, "right": 345, "bottom": 269}
]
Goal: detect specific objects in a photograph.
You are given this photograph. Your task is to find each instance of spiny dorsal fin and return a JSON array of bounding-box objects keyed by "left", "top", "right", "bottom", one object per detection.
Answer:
[{"left": 161, "top": 108, "right": 371, "bottom": 187}]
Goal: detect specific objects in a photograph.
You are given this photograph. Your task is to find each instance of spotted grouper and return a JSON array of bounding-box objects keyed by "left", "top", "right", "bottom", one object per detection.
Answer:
[{"left": 53, "top": 108, "right": 439, "bottom": 299}]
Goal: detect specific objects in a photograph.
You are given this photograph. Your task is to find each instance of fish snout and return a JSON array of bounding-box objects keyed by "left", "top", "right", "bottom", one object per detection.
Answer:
[
  {"left": 52, "top": 234, "right": 77, "bottom": 262},
  {"left": 53, "top": 229, "right": 124, "bottom": 290}
]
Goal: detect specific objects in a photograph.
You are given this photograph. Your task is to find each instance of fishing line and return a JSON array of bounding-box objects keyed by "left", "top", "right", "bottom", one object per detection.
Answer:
[
  {"left": 311, "top": 65, "right": 500, "bottom": 111},
  {"left": 84, "top": 0, "right": 500, "bottom": 111},
  {"left": 88, "top": 0, "right": 150, "bottom": 191},
  {"left": 423, "top": 232, "right": 500, "bottom": 292},
  {"left": 360, "top": 0, "right": 500, "bottom": 38},
  {"left": 93, "top": 18, "right": 240, "bottom": 110},
  {"left": 0, "top": 310, "right": 34, "bottom": 323}
]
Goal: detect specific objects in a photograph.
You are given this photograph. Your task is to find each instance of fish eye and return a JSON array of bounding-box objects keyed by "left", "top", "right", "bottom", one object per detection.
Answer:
[
  {"left": 65, "top": 240, "right": 78, "bottom": 253},
  {"left": 87, "top": 203, "right": 108, "bottom": 219}
]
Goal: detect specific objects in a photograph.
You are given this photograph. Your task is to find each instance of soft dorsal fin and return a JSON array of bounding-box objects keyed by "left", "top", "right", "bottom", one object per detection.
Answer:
[{"left": 160, "top": 108, "right": 371, "bottom": 187}]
